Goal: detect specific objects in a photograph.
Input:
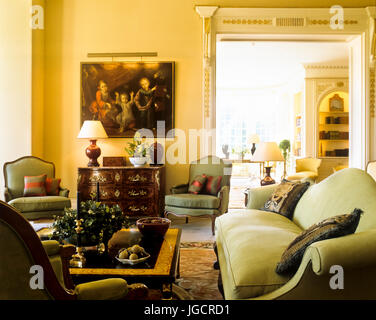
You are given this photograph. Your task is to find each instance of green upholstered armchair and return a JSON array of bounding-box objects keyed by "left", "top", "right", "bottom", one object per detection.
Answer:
[
  {"left": 0, "top": 200, "right": 148, "bottom": 300},
  {"left": 165, "top": 156, "right": 232, "bottom": 235},
  {"left": 3, "top": 156, "right": 71, "bottom": 220}
]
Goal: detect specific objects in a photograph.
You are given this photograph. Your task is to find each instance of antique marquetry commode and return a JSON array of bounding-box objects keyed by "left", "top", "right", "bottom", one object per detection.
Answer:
[{"left": 77, "top": 166, "right": 166, "bottom": 218}]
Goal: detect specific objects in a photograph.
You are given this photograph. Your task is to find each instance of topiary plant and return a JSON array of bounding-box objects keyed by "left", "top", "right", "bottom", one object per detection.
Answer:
[{"left": 279, "top": 140, "right": 291, "bottom": 160}]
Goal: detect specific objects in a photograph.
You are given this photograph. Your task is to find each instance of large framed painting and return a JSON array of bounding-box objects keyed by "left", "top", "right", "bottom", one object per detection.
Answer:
[{"left": 81, "top": 62, "right": 175, "bottom": 138}]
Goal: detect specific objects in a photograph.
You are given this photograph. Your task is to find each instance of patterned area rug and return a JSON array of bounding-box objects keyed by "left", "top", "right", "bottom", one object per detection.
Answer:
[
  {"left": 177, "top": 247, "right": 223, "bottom": 300},
  {"left": 180, "top": 241, "right": 214, "bottom": 249},
  {"left": 144, "top": 284, "right": 194, "bottom": 300}
]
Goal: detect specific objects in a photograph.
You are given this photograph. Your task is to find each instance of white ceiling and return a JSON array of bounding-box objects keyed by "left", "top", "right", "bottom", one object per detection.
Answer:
[{"left": 216, "top": 41, "right": 349, "bottom": 89}]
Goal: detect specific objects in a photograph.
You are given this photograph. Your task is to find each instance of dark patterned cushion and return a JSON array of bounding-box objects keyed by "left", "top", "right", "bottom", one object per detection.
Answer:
[
  {"left": 205, "top": 175, "right": 223, "bottom": 195},
  {"left": 276, "top": 208, "right": 363, "bottom": 275},
  {"left": 23, "top": 174, "right": 47, "bottom": 197},
  {"left": 188, "top": 174, "right": 207, "bottom": 194},
  {"left": 46, "top": 178, "right": 61, "bottom": 196},
  {"left": 262, "top": 179, "right": 310, "bottom": 219}
]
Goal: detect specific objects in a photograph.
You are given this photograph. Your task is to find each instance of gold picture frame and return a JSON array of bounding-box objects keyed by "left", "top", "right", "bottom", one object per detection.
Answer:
[{"left": 81, "top": 61, "right": 175, "bottom": 138}]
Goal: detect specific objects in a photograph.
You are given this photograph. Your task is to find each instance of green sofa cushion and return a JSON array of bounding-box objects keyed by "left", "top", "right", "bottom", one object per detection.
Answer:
[
  {"left": 215, "top": 209, "right": 303, "bottom": 299},
  {"left": 9, "top": 196, "right": 71, "bottom": 213},
  {"left": 286, "top": 171, "right": 318, "bottom": 181},
  {"left": 165, "top": 193, "right": 220, "bottom": 209}
]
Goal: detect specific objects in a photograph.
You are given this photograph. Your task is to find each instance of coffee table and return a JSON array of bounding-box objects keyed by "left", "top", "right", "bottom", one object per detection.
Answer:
[{"left": 69, "top": 228, "right": 182, "bottom": 298}]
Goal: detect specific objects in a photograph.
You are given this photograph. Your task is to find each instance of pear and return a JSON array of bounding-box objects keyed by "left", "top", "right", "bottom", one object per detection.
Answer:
[
  {"left": 131, "top": 244, "right": 143, "bottom": 254},
  {"left": 129, "top": 253, "right": 138, "bottom": 260},
  {"left": 119, "top": 249, "right": 129, "bottom": 259}
]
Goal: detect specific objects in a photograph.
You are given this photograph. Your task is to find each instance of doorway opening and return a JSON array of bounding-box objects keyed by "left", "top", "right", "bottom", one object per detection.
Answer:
[{"left": 215, "top": 37, "right": 353, "bottom": 208}]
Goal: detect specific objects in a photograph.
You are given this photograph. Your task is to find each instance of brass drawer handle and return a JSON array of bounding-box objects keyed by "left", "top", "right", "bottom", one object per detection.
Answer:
[
  {"left": 115, "top": 189, "right": 121, "bottom": 198},
  {"left": 128, "top": 174, "right": 147, "bottom": 182},
  {"left": 129, "top": 205, "right": 148, "bottom": 212},
  {"left": 128, "top": 189, "right": 147, "bottom": 197},
  {"left": 89, "top": 190, "right": 108, "bottom": 199},
  {"left": 89, "top": 175, "right": 107, "bottom": 183},
  {"left": 115, "top": 173, "right": 121, "bottom": 182}
]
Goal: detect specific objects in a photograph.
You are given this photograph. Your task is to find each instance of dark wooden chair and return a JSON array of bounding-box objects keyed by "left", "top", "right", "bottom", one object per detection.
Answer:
[{"left": 0, "top": 200, "right": 146, "bottom": 300}]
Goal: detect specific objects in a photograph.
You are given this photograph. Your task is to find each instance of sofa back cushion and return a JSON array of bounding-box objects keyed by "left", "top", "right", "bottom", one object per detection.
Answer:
[
  {"left": 293, "top": 168, "right": 376, "bottom": 233},
  {"left": 296, "top": 158, "right": 322, "bottom": 174},
  {"left": 189, "top": 156, "right": 232, "bottom": 189}
]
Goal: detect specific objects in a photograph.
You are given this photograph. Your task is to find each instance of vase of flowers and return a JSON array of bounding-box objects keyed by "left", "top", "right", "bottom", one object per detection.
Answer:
[
  {"left": 125, "top": 132, "right": 149, "bottom": 167},
  {"left": 52, "top": 200, "right": 130, "bottom": 252}
]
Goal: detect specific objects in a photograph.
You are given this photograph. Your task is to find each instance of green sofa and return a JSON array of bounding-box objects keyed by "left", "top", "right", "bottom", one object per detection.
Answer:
[
  {"left": 3, "top": 156, "right": 71, "bottom": 220},
  {"left": 215, "top": 168, "right": 376, "bottom": 299}
]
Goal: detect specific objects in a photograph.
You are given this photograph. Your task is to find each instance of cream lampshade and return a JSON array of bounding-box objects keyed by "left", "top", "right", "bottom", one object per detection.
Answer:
[
  {"left": 252, "top": 142, "right": 284, "bottom": 186},
  {"left": 247, "top": 134, "right": 260, "bottom": 155},
  {"left": 78, "top": 120, "right": 108, "bottom": 167}
]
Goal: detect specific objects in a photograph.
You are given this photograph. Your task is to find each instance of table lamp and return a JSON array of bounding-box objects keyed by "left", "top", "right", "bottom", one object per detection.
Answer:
[
  {"left": 78, "top": 120, "right": 108, "bottom": 167},
  {"left": 247, "top": 134, "right": 260, "bottom": 155},
  {"left": 252, "top": 142, "right": 284, "bottom": 186}
]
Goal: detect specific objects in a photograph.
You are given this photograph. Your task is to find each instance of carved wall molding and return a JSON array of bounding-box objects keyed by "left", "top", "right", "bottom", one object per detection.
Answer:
[
  {"left": 315, "top": 79, "right": 349, "bottom": 105},
  {"left": 370, "top": 68, "right": 376, "bottom": 117},
  {"left": 196, "top": 6, "right": 218, "bottom": 124}
]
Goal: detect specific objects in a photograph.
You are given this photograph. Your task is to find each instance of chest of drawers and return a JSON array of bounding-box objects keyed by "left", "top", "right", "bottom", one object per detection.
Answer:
[{"left": 78, "top": 166, "right": 165, "bottom": 218}]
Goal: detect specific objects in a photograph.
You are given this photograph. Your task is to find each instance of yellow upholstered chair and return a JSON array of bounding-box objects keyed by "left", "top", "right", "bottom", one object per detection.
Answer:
[
  {"left": 366, "top": 161, "right": 376, "bottom": 181},
  {"left": 287, "top": 157, "right": 322, "bottom": 183}
]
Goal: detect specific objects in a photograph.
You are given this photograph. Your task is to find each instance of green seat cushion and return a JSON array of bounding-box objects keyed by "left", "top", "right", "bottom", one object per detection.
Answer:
[
  {"left": 165, "top": 193, "right": 220, "bottom": 209},
  {"left": 215, "top": 209, "right": 303, "bottom": 299},
  {"left": 287, "top": 171, "right": 318, "bottom": 181},
  {"left": 9, "top": 196, "right": 71, "bottom": 213}
]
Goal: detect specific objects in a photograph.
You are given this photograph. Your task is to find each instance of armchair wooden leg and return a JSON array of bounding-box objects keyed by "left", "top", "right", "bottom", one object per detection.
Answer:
[
  {"left": 211, "top": 216, "right": 216, "bottom": 236},
  {"left": 185, "top": 217, "right": 188, "bottom": 224}
]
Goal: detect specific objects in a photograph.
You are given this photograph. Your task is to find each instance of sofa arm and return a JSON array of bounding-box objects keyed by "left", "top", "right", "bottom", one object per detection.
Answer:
[
  {"left": 246, "top": 184, "right": 278, "bottom": 209},
  {"left": 170, "top": 183, "right": 189, "bottom": 194},
  {"left": 218, "top": 186, "right": 230, "bottom": 214},
  {"left": 59, "top": 187, "right": 69, "bottom": 198},
  {"left": 308, "top": 229, "right": 376, "bottom": 276},
  {"left": 42, "top": 240, "right": 61, "bottom": 256},
  {"left": 74, "top": 278, "right": 128, "bottom": 300}
]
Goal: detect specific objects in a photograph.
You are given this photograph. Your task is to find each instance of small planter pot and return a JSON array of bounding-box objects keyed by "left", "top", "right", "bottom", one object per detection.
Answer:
[{"left": 129, "top": 157, "right": 148, "bottom": 167}]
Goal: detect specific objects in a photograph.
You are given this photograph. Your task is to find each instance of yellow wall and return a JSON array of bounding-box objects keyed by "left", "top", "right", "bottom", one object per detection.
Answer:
[
  {"left": 40, "top": 0, "right": 375, "bottom": 196},
  {"left": 32, "top": 0, "right": 45, "bottom": 158},
  {"left": 0, "top": 0, "right": 32, "bottom": 200}
]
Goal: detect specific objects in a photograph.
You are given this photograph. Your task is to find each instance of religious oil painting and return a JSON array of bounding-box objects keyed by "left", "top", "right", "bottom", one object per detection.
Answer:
[{"left": 81, "top": 62, "right": 175, "bottom": 137}]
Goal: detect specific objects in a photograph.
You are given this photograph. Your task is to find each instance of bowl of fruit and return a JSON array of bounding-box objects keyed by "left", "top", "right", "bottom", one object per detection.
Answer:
[
  {"left": 115, "top": 244, "right": 150, "bottom": 265},
  {"left": 136, "top": 217, "right": 171, "bottom": 238}
]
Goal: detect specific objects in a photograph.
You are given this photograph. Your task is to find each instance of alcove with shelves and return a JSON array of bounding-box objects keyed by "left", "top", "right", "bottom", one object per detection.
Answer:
[{"left": 318, "top": 91, "right": 349, "bottom": 159}]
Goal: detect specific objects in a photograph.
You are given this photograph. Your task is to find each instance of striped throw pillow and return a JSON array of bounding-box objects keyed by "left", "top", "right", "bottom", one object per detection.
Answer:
[
  {"left": 205, "top": 175, "right": 223, "bottom": 195},
  {"left": 188, "top": 174, "right": 207, "bottom": 194},
  {"left": 24, "top": 174, "right": 47, "bottom": 197},
  {"left": 46, "top": 178, "right": 61, "bottom": 196}
]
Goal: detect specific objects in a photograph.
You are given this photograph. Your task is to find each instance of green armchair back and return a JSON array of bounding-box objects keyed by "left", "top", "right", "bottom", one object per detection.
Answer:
[
  {"left": 165, "top": 155, "right": 232, "bottom": 235},
  {"left": 189, "top": 156, "right": 232, "bottom": 189},
  {"left": 4, "top": 156, "right": 56, "bottom": 201},
  {"left": 3, "top": 156, "right": 71, "bottom": 220}
]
